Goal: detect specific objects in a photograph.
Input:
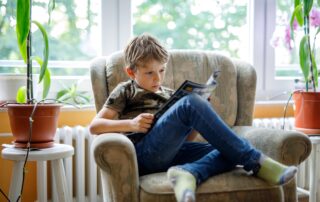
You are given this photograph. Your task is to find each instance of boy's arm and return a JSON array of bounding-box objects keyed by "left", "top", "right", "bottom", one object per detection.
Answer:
[{"left": 89, "top": 107, "right": 154, "bottom": 135}]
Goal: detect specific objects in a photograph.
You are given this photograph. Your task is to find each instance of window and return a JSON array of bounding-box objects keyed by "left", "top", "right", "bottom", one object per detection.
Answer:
[
  {"left": 0, "top": 0, "right": 101, "bottom": 100},
  {"left": 1, "top": 0, "right": 307, "bottom": 102},
  {"left": 273, "top": 0, "right": 301, "bottom": 78},
  {"left": 132, "top": 0, "right": 249, "bottom": 60}
]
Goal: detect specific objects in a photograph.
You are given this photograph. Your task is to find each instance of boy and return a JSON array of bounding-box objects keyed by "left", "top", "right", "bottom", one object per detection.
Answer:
[{"left": 89, "top": 34, "right": 297, "bottom": 202}]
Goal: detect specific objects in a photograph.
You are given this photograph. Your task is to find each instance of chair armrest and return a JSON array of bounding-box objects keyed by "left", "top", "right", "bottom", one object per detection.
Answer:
[
  {"left": 91, "top": 133, "right": 139, "bottom": 202},
  {"left": 233, "top": 126, "right": 312, "bottom": 166}
]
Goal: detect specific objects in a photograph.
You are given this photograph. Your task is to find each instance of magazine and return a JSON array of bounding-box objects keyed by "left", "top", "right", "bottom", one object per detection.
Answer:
[{"left": 127, "top": 70, "right": 220, "bottom": 143}]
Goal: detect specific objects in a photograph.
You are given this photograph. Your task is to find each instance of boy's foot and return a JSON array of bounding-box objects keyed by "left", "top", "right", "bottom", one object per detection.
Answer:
[
  {"left": 167, "top": 167, "right": 196, "bottom": 202},
  {"left": 257, "top": 155, "right": 298, "bottom": 185}
]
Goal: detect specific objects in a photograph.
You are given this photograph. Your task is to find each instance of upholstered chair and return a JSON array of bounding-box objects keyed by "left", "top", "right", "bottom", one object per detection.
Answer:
[{"left": 90, "top": 50, "right": 311, "bottom": 202}]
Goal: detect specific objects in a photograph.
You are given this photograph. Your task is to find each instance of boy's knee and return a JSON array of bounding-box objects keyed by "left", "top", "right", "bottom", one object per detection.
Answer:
[{"left": 182, "top": 94, "right": 206, "bottom": 106}]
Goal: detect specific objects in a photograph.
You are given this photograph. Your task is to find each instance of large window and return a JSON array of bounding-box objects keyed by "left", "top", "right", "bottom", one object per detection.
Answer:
[
  {"left": 1, "top": 0, "right": 309, "bottom": 102},
  {"left": 132, "top": 0, "right": 249, "bottom": 60},
  {"left": 0, "top": 0, "right": 101, "bottom": 100}
]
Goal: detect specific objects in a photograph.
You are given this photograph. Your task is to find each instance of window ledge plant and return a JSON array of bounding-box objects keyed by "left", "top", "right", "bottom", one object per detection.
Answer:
[{"left": 272, "top": 0, "right": 320, "bottom": 134}]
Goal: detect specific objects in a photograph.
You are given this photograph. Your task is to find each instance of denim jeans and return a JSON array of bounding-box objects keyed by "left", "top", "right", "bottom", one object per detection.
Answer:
[{"left": 135, "top": 94, "right": 261, "bottom": 184}]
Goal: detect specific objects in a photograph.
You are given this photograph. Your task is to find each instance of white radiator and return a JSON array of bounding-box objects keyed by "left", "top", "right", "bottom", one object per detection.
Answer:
[
  {"left": 52, "top": 126, "right": 102, "bottom": 202},
  {"left": 252, "top": 117, "right": 295, "bottom": 130}
]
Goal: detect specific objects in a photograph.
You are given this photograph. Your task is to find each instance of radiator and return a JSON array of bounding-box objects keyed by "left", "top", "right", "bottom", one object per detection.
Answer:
[{"left": 52, "top": 126, "right": 102, "bottom": 202}]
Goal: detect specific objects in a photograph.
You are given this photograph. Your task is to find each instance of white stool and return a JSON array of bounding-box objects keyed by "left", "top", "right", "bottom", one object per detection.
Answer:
[{"left": 1, "top": 143, "right": 74, "bottom": 202}]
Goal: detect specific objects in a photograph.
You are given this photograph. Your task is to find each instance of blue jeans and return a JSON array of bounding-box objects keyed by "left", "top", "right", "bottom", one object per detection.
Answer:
[{"left": 135, "top": 94, "right": 261, "bottom": 184}]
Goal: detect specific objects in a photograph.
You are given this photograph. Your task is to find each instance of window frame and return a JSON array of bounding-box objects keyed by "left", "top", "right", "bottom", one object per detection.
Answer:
[{"left": 0, "top": 0, "right": 297, "bottom": 102}]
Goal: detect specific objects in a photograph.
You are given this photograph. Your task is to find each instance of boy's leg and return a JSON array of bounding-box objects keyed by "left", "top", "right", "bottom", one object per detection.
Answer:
[
  {"left": 136, "top": 94, "right": 296, "bottom": 184},
  {"left": 137, "top": 94, "right": 259, "bottom": 171},
  {"left": 166, "top": 142, "right": 236, "bottom": 202}
]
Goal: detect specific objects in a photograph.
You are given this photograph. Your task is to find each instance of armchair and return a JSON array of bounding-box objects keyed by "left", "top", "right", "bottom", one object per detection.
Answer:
[{"left": 90, "top": 50, "right": 311, "bottom": 202}]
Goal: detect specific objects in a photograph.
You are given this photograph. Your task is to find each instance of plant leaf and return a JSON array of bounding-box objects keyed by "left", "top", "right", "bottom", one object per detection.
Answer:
[
  {"left": 31, "top": 55, "right": 43, "bottom": 74},
  {"left": 291, "top": 4, "right": 304, "bottom": 29},
  {"left": 299, "top": 35, "right": 311, "bottom": 88},
  {"left": 311, "top": 53, "right": 318, "bottom": 87},
  {"left": 48, "top": 0, "right": 56, "bottom": 23},
  {"left": 57, "top": 93, "right": 72, "bottom": 102},
  {"left": 16, "top": 86, "right": 27, "bottom": 103},
  {"left": 32, "top": 21, "right": 49, "bottom": 83},
  {"left": 16, "top": 0, "right": 30, "bottom": 63},
  {"left": 42, "top": 68, "right": 51, "bottom": 99},
  {"left": 56, "top": 89, "right": 69, "bottom": 99},
  {"left": 303, "top": 0, "right": 313, "bottom": 16}
]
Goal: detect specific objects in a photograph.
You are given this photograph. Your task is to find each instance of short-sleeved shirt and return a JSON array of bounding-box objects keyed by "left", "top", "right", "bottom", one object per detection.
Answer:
[{"left": 104, "top": 80, "right": 174, "bottom": 119}]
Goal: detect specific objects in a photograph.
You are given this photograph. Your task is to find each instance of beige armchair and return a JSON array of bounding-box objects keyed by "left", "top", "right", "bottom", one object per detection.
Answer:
[{"left": 90, "top": 50, "right": 311, "bottom": 202}]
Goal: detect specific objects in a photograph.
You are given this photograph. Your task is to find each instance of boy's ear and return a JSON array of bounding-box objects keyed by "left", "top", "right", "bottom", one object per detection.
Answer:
[{"left": 125, "top": 67, "right": 135, "bottom": 78}]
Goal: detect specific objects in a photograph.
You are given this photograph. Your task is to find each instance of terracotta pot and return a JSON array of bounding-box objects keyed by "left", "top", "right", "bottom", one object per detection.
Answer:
[
  {"left": 292, "top": 91, "right": 320, "bottom": 135},
  {"left": 7, "top": 103, "right": 62, "bottom": 148}
]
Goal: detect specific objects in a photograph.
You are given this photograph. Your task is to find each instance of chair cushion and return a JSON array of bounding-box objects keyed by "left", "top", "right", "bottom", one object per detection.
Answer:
[{"left": 139, "top": 169, "right": 284, "bottom": 202}]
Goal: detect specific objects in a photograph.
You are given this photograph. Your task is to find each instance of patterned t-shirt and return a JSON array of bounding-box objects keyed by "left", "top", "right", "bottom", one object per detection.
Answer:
[{"left": 104, "top": 80, "right": 174, "bottom": 120}]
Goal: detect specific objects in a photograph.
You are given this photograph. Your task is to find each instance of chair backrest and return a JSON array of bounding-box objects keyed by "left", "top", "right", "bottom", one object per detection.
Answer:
[{"left": 90, "top": 50, "right": 256, "bottom": 127}]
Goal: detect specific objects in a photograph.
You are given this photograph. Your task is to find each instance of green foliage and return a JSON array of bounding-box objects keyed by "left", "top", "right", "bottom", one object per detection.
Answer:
[
  {"left": 56, "top": 83, "right": 91, "bottom": 105},
  {"left": 15, "top": 0, "right": 51, "bottom": 102},
  {"left": 291, "top": 0, "right": 320, "bottom": 91},
  {"left": 299, "top": 35, "right": 311, "bottom": 89},
  {"left": 16, "top": 86, "right": 26, "bottom": 103},
  {"left": 0, "top": 0, "right": 97, "bottom": 63},
  {"left": 16, "top": 0, "right": 30, "bottom": 63},
  {"left": 133, "top": 1, "right": 246, "bottom": 58}
]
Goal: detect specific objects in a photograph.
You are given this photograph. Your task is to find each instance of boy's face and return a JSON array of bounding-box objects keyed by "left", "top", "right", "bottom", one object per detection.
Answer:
[{"left": 127, "top": 59, "right": 166, "bottom": 92}]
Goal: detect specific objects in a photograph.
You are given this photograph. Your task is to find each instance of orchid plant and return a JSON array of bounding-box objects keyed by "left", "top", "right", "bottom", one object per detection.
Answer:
[{"left": 271, "top": 0, "right": 320, "bottom": 92}]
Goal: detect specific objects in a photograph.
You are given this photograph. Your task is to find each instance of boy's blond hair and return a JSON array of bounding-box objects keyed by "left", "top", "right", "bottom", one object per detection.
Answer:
[{"left": 124, "top": 34, "right": 169, "bottom": 71}]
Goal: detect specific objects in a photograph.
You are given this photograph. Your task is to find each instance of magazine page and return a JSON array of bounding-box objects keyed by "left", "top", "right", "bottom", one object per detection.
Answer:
[{"left": 154, "top": 70, "right": 220, "bottom": 120}]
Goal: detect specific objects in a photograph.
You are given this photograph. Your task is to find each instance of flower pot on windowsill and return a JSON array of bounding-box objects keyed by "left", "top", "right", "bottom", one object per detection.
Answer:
[
  {"left": 293, "top": 91, "right": 320, "bottom": 135},
  {"left": 7, "top": 103, "right": 62, "bottom": 148}
]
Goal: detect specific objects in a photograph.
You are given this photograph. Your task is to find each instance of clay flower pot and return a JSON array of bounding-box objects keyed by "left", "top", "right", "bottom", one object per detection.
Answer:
[
  {"left": 7, "top": 103, "right": 62, "bottom": 148},
  {"left": 293, "top": 91, "right": 320, "bottom": 135}
]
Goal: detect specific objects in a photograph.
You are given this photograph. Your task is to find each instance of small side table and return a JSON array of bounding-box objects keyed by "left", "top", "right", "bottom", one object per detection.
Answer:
[
  {"left": 309, "top": 136, "right": 320, "bottom": 202},
  {"left": 1, "top": 143, "right": 74, "bottom": 202}
]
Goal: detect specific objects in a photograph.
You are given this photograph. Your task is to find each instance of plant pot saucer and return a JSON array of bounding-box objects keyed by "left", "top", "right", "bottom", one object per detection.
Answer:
[
  {"left": 13, "top": 141, "right": 54, "bottom": 149},
  {"left": 294, "top": 127, "right": 320, "bottom": 136}
]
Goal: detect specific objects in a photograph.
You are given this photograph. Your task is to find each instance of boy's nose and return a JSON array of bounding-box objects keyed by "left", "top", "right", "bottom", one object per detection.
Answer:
[{"left": 154, "top": 73, "right": 160, "bottom": 81}]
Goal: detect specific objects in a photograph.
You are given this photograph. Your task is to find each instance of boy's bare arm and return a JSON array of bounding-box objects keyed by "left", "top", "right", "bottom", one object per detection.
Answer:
[{"left": 89, "top": 107, "right": 154, "bottom": 135}]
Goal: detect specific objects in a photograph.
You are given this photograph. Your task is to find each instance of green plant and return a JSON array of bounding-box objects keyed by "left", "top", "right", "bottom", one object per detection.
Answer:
[
  {"left": 56, "top": 82, "right": 91, "bottom": 105},
  {"left": 290, "top": 0, "right": 320, "bottom": 91},
  {"left": 15, "top": 0, "right": 55, "bottom": 103}
]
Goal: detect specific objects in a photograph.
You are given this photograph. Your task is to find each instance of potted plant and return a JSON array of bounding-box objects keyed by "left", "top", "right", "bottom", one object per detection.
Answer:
[
  {"left": 290, "top": 0, "right": 320, "bottom": 134},
  {"left": 6, "top": 0, "right": 61, "bottom": 148}
]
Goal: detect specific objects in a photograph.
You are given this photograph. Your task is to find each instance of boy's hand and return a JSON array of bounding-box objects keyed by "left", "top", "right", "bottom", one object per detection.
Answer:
[{"left": 131, "top": 113, "right": 154, "bottom": 133}]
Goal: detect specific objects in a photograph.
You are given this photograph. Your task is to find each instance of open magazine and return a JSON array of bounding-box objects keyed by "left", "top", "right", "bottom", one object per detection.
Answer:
[{"left": 127, "top": 70, "right": 220, "bottom": 143}]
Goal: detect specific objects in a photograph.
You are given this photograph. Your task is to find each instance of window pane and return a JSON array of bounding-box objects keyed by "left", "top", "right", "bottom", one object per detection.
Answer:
[
  {"left": 0, "top": 0, "right": 101, "bottom": 76},
  {"left": 132, "top": 0, "right": 249, "bottom": 60},
  {"left": 272, "top": 0, "right": 319, "bottom": 78}
]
